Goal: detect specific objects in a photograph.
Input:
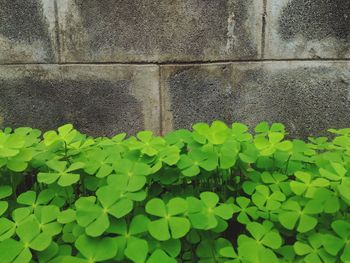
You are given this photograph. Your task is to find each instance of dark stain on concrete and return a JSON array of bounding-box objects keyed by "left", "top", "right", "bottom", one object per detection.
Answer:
[
  {"left": 231, "top": 66, "right": 350, "bottom": 138},
  {"left": 167, "top": 65, "right": 350, "bottom": 138},
  {"left": 72, "top": 0, "right": 257, "bottom": 59},
  {"left": 167, "top": 66, "right": 235, "bottom": 130},
  {"left": 229, "top": 0, "right": 257, "bottom": 58},
  {"left": 0, "top": 76, "right": 144, "bottom": 137},
  {"left": 0, "top": 0, "right": 51, "bottom": 43},
  {"left": 279, "top": 0, "right": 350, "bottom": 41},
  {"left": 0, "top": 0, "right": 54, "bottom": 61}
]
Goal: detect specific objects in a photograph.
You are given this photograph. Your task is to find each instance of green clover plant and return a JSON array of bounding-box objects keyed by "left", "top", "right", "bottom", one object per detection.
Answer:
[{"left": 0, "top": 121, "right": 348, "bottom": 262}]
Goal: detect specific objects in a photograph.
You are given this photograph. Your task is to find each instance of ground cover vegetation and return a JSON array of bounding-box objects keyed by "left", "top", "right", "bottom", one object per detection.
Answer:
[{"left": 0, "top": 121, "right": 349, "bottom": 262}]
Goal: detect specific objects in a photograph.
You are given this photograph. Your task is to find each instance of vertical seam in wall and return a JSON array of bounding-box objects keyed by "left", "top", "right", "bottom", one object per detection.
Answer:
[
  {"left": 261, "top": 0, "right": 267, "bottom": 59},
  {"left": 158, "top": 65, "right": 163, "bottom": 136},
  {"left": 53, "top": 0, "right": 62, "bottom": 63}
]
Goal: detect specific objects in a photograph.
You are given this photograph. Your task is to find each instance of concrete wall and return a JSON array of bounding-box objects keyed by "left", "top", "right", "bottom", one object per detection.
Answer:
[{"left": 0, "top": 0, "right": 349, "bottom": 137}]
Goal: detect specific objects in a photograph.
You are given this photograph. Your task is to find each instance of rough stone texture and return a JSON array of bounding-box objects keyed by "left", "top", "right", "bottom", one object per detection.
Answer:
[
  {"left": 0, "top": 65, "right": 160, "bottom": 136},
  {"left": 265, "top": 0, "right": 350, "bottom": 59},
  {"left": 0, "top": 1, "right": 349, "bottom": 137},
  {"left": 161, "top": 62, "right": 350, "bottom": 138},
  {"left": 161, "top": 64, "right": 235, "bottom": 133},
  {"left": 0, "top": 0, "right": 58, "bottom": 63},
  {"left": 57, "top": 0, "right": 262, "bottom": 62}
]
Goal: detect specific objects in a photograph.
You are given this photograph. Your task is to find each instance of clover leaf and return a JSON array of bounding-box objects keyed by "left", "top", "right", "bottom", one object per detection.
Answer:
[
  {"left": 165, "top": 129, "right": 193, "bottom": 148},
  {"left": 124, "top": 238, "right": 149, "bottom": 263},
  {"left": 0, "top": 185, "right": 12, "bottom": 200},
  {"left": 47, "top": 184, "right": 74, "bottom": 208},
  {"left": 107, "top": 215, "right": 150, "bottom": 261},
  {"left": 276, "top": 245, "right": 296, "bottom": 263},
  {"left": 61, "top": 222, "right": 84, "bottom": 243},
  {"left": 113, "top": 159, "right": 151, "bottom": 178},
  {"left": 75, "top": 234, "right": 118, "bottom": 262},
  {"left": 43, "top": 124, "right": 78, "bottom": 147},
  {"left": 0, "top": 217, "right": 16, "bottom": 241},
  {"left": 187, "top": 192, "right": 234, "bottom": 230},
  {"left": 0, "top": 132, "right": 36, "bottom": 172},
  {"left": 232, "top": 196, "right": 259, "bottom": 224},
  {"left": 107, "top": 173, "right": 147, "bottom": 202},
  {"left": 215, "top": 140, "right": 240, "bottom": 169},
  {"left": 17, "top": 189, "right": 55, "bottom": 210},
  {"left": 49, "top": 256, "right": 86, "bottom": 263},
  {"left": 312, "top": 188, "right": 340, "bottom": 213},
  {"left": 77, "top": 178, "right": 143, "bottom": 237},
  {"left": 231, "top": 122, "right": 252, "bottom": 142},
  {"left": 83, "top": 148, "right": 117, "bottom": 178},
  {"left": 237, "top": 221, "right": 282, "bottom": 263},
  {"left": 239, "top": 144, "right": 258, "bottom": 164},
  {"left": 254, "top": 131, "right": 292, "bottom": 156},
  {"left": 58, "top": 209, "right": 76, "bottom": 224},
  {"left": 193, "top": 121, "right": 230, "bottom": 145},
  {"left": 75, "top": 196, "right": 109, "bottom": 237},
  {"left": 255, "top": 122, "right": 286, "bottom": 134},
  {"left": 0, "top": 238, "right": 32, "bottom": 263},
  {"left": 34, "top": 205, "right": 62, "bottom": 236},
  {"left": 254, "top": 122, "right": 271, "bottom": 134},
  {"left": 178, "top": 149, "right": 218, "bottom": 177},
  {"left": 196, "top": 238, "right": 240, "bottom": 263},
  {"left": 37, "top": 242, "right": 60, "bottom": 262},
  {"left": 7, "top": 148, "right": 34, "bottom": 172},
  {"left": 323, "top": 220, "right": 350, "bottom": 261},
  {"left": 146, "top": 249, "right": 177, "bottom": 263},
  {"left": 151, "top": 145, "right": 180, "bottom": 173},
  {"left": 294, "top": 233, "right": 335, "bottom": 263},
  {"left": 261, "top": 171, "right": 290, "bottom": 193},
  {"left": 128, "top": 131, "right": 166, "bottom": 156},
  {"left": 319, "top": 162, "right": 347, "bottom": 182},
  {"left": 152, "top": 166, "right": 181, "bottom": 185},
  {"left": 0, "top": 185, "right": 12, "bottom": 216},
  {"left": 0, "top": 207, "right": 32, "bottom": 241},
  {"left": 38, "top": 160, "right": 85, "bottom": 186},
  {"left": 159, "top": 145, "right": 180, "bottom": 166},
  {"left": 252, "top": 185, "right": 286, "bottom": 211},
  {"left": 0, "top": 133, "right": 24, "bottom": 158},
  {"left": 37, "top": 242, "right": 73, "bottom": 263},
  {"left": 148, "top": 238, "right": 181, "bottom": 259},
  {"left": 278, "top": 200, "right": 322, "bottom": 233},
  {"left": 0, "top": 216, "right": 52, "bottom": 263},
  {"left": 290, "top": 171, "right": 329, "bottom": 198},
  {"left": 146, "top": 197, "right": 190, "bottom": 241}
]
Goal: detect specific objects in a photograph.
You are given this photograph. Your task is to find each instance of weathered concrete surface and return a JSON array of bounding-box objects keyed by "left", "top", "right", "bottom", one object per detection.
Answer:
[
  {"left": 161, "top": 64, "right": 235, "bottom": 134},
  {"left": 0, "top": 65, "right": 160, "bottom": 136},
  {"left": 57, "top": 0, "right": 262, "bottom": 63},
  {"left": 161, "top": 62, "right": 350, "bottom": 138},
  {"left": 265, "top": 0, "right": 350, "bottom": 59},
  {"left": 0, "top": 0, "right": 58, "bottom": 63}
]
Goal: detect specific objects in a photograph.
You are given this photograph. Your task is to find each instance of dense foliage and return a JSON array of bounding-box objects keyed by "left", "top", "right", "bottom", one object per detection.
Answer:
[{"left": 0, "top": 121, "right": 350, "bottom": 262}]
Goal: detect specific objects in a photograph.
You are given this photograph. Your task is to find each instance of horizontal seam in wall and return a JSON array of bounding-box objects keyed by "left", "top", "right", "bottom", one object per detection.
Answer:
[{"left": 0, "top": 58, "right": 350, "bottom": 67}]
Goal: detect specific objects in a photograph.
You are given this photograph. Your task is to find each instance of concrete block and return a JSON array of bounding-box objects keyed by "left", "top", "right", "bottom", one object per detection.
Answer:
[
  {"left": 0, "top": 0, "right": 59, "bottom": 63},
  {"left": 0, "top": 65, "right": 160, "bottom": 136},
  {"left": 265, "top": 0, "right": 350, "bottom": 59},
  {"left": 161, "top": 64, "right": 235, "bottom": 134},
  {"left": 161, "top": 61, "right": 350, "bottom": 138},
  {"left": 57, "top": 0, "right": 262, "bottom": 62}
]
